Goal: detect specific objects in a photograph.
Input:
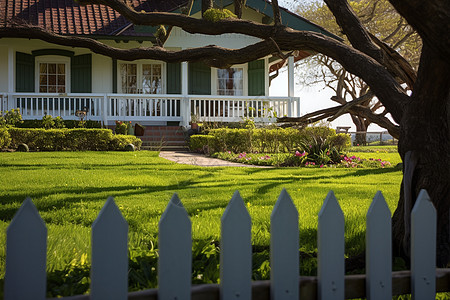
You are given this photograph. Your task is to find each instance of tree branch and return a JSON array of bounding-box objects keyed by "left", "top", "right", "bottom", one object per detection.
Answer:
[
  {"left": 328, "top": 91, "right": 374, "bottom": 121},
  {"left": 388, "top": 0, "right": 450, "bottom": 65},
  {"left": 271, "top": 0, "right": 283, "bottom": 26},
  {"left": 278, "top": 104, "right": 400, "bottom": 138},
  {"left": 323, "top": 0, "right": 382, "bottom": 61}
]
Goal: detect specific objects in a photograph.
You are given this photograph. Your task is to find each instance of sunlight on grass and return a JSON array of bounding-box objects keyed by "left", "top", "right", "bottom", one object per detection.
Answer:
[{"left": 0, "top": 150, "right": 403, "bottom": 296}]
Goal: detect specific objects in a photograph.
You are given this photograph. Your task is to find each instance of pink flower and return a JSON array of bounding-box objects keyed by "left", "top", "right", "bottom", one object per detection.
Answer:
[
  {"left": 320, "top": 164, "right": 324, "bottom": 168},
  {"left": 295, "top": 151, "right": 307, "bottom": 157}
]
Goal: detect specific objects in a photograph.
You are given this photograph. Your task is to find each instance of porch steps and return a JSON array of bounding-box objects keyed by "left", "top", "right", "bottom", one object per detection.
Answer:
[{"left": 138, "top": 126, "right": 189, "bottom": 152}]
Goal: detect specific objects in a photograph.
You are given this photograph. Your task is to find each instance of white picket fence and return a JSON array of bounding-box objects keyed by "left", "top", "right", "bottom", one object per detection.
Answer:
[{"left": 3, "top": 189, "right": 447, "bottom": 300}]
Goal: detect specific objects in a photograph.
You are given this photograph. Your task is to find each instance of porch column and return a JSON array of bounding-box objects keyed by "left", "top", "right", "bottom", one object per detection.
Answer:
[
  {"left": 180, "top": 61, "right": 190, "bottom": 127},
  {"left": 7, "top": 48, "right": 14, "bottom": 110},
  {"left": 288, "top": 56, "right": 295, "bottom": 117}
]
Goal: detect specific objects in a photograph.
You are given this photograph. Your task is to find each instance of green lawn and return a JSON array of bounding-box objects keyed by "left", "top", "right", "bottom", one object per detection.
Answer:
[{"left": 0, "top": 151, "right": 403, "bottom": 296}]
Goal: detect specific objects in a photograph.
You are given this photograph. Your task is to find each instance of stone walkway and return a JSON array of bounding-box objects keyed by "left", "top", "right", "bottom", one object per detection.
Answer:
[{"left": 159, "top": 151, "right": 270, "bottom": 168}]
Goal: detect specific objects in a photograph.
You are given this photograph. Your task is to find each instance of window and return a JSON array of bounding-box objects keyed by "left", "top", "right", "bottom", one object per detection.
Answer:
[
  {"left": 217, "top": 68, "right": 244, "bottom": 96},
  {"left": 120, "top": 62, "right": 163, "bottom": 94},
  {"left": 39, "top": 63, "right": 66, "bottom": 93},
  {"left": 35, "top": 56, "right": 70, "bottom": 93}
]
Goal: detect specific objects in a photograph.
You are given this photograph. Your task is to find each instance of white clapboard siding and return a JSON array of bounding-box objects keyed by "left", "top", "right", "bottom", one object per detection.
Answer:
[
  {"left": 411, "top": 189, "right": 436, "bottom": 300},
  {"left": 4, "top": 198, "right": 47, "bottom": 300},
  {"left": 158, "top": 194, "right": 192, "bottom": 300},
  {"left": 366, "top": 191, "right": 392, "bottom": 299},
  {"left": 91, "top": 197, "right": 129, "bottom": 300},
  {"left": 270, "top": 189, "right": 299, "bottom": 300},
  {"left": 221, "top": 191, "right": 252, "bottom": 300},
  {"left": 318, "top": 191, "right": 345, "bottom": 300}
]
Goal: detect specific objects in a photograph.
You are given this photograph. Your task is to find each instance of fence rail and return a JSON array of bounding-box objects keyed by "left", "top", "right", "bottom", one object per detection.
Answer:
[{"left": 4, "top": 189, "right": 448, "bottom": 300}]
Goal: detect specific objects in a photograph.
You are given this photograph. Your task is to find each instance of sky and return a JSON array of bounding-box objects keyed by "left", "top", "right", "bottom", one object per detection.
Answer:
[{"left": 269, "top": 0, "right": 387, "bottom": 132}]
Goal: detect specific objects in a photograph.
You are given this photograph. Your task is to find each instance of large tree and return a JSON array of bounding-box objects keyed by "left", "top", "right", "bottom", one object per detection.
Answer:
[{"left": 1, "top": 0, "right": 449, "bottom": 265}]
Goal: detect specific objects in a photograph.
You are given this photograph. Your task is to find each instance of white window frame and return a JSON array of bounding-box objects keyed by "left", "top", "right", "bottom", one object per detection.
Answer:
[
  {"left": 117, "top": 60, "right": 166, "bottom": 94},
  {"left": 35, "top": 55, "right": 70, "bottom": 94},
  {"left": 212, "top": 63, "right": 248, "bottom": 96}
]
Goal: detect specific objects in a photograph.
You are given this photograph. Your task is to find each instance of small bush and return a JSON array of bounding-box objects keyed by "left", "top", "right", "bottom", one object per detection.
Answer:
[
  {"left": 1, "top": 108, "right": 23, "bottom": 127},
  {"left": 115, "top": 121, "right": 129, "bottom": 135},
  {"left": 0, "top": 127, "right": 11, "bottom": 149},
  {"left": 42, "top": 115, "right": 55, "bottom": 129}
]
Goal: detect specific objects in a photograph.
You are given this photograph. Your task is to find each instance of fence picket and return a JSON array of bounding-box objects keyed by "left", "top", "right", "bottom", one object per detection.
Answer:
[
  {"left": 411, "top": 189, "right": 436, "bottom": 300},
  {"left": 158, "top": 194, "right": 192, "bottom": 300},
  {"left": 270, "top": 189, "right": 299, "bottom": 300},
  {"left": 221, "top": 191, "right": 252, "bottom": 300},
  {"left": 91, "top": 197, "right": 128, "bottom": 300},
  {"left": 4, "top": 198, "right": 47, "bottom": 300},
  {"left": 366, "top": 191, "right": 392, "bottom": 299},
  {"left": 318, "top": 191, "right": 345, "bottom": 300}
]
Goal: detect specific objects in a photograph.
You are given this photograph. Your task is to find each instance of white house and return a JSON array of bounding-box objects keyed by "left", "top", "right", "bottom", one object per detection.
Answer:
[{"left": 0, "top": 0, "right": 338, "bottom": 128}]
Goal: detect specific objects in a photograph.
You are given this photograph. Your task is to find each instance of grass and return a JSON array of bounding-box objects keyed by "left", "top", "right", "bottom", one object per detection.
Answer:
[{"left": 0, "top": 150, "right": 403, "bottom": 296}]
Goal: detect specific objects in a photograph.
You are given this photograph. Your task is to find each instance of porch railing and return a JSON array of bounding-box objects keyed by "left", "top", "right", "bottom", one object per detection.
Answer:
[
  {"left": 190, "top": 95, "right": 300, "bottom": 123},
  {"left": 2, "top": 93, "right": 300, "bottom": 126}
]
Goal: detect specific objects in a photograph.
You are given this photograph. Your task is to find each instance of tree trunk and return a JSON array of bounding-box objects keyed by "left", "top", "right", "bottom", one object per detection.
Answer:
[
  {"left": 351, "top": 115, "right": 368, "bottom": 146},
  {"left": 392, "top": 44, "right": 450, "bottom": 267}
]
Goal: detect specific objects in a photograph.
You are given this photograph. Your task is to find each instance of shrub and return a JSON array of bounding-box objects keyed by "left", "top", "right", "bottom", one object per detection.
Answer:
[
  {"left": 208, "top": 128, "right": 252, "bottom": 153},
  {"left": 1, "top": 108, "right": 23, "bottom": 127},
  {"left": 0, "top": 127, "right": 11, "bottom": 149},
  {"left": 42, "top": 115, "right": 55, "bottom": 129},
  {"left": 65, "top": 129, "right": 114, "bottom": 151},
  {"left": 115, "top": 121, "right": 128, "bottom": 135},
  {"left": 189, "top": 135, "right": 218, "bottom": 154},
  {"left": 17, "top": 119, "right": 101, "bottom": 129},
  {"left": 110, "top": 135, "right": 142, "bottom": 151},
  {"left": 7, "top": 128, "right": 142, "bottom": 151}
]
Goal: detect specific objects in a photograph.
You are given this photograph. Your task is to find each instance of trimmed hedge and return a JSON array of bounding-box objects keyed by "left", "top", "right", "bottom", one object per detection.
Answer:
[
  {"left": 189, "top": 127, "right": 351, "bottom": 154},
  {"left": 7, "top": 128, "right": 142, "bottom": 151}
]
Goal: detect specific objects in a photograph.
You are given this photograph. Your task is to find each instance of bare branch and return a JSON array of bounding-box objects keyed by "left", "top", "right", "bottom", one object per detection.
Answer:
[
  {"left": 271, "top": 0, "right": 283, "bottom": 26},
  {"left": 328, "top": 91, "right": 374, "bottom": 121}
]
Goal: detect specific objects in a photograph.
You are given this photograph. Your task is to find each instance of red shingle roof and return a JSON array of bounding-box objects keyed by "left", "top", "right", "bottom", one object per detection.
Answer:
[{"left": 0, "top": 0, "right": 187, "bottom": 37}]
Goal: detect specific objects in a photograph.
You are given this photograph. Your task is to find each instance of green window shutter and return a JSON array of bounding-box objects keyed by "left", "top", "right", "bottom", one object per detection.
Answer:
[
  {"left": 248, "top": 59, "right": 265, "bottom": 96},
  {"left": 71, "top": 54, "right": 92, "bottom": 93},
  {"left": 112, "top": 59, "right": 117, "bottom": 93},
  {"left": 166, "top": 62, "right": 181, "bottom": 94},
  {"left": 16, "top": 52, "right": 35, "bottom": 92},
  {"left": 188, "top": 62, "right": 211, "bottom": 95}
]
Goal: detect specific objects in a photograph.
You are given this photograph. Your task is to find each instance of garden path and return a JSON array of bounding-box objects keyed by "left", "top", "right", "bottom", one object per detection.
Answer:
[{"left": 159, "top": 151, "right": 271, "bottom": 168}]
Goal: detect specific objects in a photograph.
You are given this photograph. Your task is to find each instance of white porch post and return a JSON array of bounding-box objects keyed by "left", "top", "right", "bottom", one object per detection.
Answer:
[
  {"left": 102, "top": 94, "right": 109, "bottom": 128},
  {"left": 181, "top": 61, "right": 190, "bottom": 127},
  {"left": 7, "top": 48, "right": 14, "bottom": 110},
  {"left": 288, "top": 56, "right": 295, "bottom": 117}
]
